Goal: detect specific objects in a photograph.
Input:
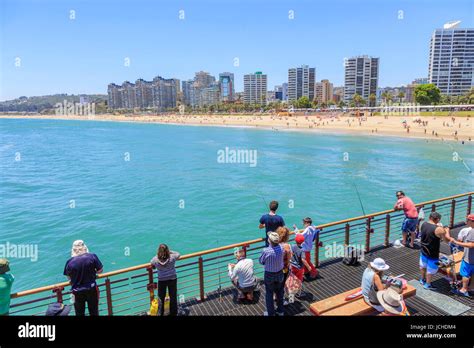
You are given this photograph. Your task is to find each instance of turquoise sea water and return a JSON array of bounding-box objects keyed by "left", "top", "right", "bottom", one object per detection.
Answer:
[{"left": 0, "top": 118, "right": 473, "bottom": 293}]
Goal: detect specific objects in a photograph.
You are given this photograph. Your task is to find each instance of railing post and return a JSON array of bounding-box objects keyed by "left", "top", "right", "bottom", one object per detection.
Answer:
[
  {"left": 198, "top": 257, "right": 205, "bottom": 301},
  {"left": 53, "top": 287, "right": 64, "bottom": 303},
  {"left": 467, "top": 195, "right": 472, "bottom": 216},
  {"left": 344, "top": 223, "right": 350, "bottom": 246},
  {"left": 384, "top": 214, "right": 391, "bottom": 247},
  {"left": 105, "top": 278, "right": 113, "bottom": 316},
  {"left": 449, "top": 199, "right": 456, "bottom": 228},
  {"left": 242, "top": 244, "right": 248, "bottom": 258},
  {"left": 365, "top": 217, "right": 372, "bottom": 253},
  {"left": 431, "top": 203, "right": 436, "bottom": 212},
  {"left": 146, "top": 266, "right": 156, "bottom": 303},
  {"left": 314, "top": 232, "right": 320, "bottom": 267}
]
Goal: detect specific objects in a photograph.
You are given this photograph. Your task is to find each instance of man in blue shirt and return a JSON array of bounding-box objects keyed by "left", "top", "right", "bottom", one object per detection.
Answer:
[
  {"left": 259, "top": 200, "right": 285, "bottom": 247},
  {"left": 259, "top": 232, "right": 285, "bottom": 316},
  {"left": 63, "top": 240, "right": 103, "bottom": 316}
]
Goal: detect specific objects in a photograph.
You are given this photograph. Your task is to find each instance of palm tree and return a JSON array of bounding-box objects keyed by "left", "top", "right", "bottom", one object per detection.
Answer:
[
  {"left": 397, "top": 91, "right": 405, "bottom": 104},
  {"left": 381, "top": 91, "right": 392, "bottom": 105},
  {"left": 369, "top": 93, "right": 377, "bottom": 107},
  {"left": 352, "top": 93, "right": 363, "bottom": 107}
]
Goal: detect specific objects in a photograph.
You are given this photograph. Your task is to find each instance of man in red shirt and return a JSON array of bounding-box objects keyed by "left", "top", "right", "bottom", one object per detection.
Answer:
[{"left": 394, "top": 191, "right": 419, "bottom": 248}]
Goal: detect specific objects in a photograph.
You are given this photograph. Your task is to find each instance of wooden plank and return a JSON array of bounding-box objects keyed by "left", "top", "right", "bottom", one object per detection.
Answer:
[
  {"left": 310, "top": 284, "right": 416, "bottom": 316},
  {"left": 309, "top": 288, "right": 363, "bottom": 316},
  {"left": 439, "top": 252, "right": 464, "bottom": 276}
]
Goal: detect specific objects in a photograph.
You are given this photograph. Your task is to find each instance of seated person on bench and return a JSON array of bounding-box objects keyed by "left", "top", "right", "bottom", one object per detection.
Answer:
[
  {"left": 361, "top": 258, "right": 390, "bottom": 313},
  {"left": 228, "top": 248, "right": 257, "bottom": 301},
  {"left": 376, "top": 287, "right": 410, "bottom": 316}
]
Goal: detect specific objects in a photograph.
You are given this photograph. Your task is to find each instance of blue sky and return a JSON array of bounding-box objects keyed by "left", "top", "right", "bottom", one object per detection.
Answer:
[{"left": 0, "top": 0, "right": 473, "bottom": 100}]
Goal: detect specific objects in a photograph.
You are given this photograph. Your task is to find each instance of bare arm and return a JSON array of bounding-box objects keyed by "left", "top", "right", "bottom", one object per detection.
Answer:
[
  {"left": 373, "top": 273, "right": 385, "bottom": 291},
  {"left": 435, "top": 226, "right": 451, "bottom": 242},
  {"left": 451, "top": 239, "right": 474, "bottom": 248},
  {"left": 259, "top": 223, "right": 265, "bottom": 229}
]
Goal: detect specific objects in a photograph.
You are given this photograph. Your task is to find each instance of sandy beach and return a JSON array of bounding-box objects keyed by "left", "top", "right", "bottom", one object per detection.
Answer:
[{"left": 1, "top": 113, "right": 473, "bottom": 143}]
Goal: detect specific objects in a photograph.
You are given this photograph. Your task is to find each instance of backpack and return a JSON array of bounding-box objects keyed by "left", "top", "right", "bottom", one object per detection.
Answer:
[{"left": 342, "top": 246, "right": 362, "bottom": 266}]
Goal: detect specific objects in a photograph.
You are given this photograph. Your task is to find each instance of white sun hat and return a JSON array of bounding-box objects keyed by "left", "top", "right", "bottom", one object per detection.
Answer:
[{"left": 370, "top": 258, "right": 390, "bottom": 271}]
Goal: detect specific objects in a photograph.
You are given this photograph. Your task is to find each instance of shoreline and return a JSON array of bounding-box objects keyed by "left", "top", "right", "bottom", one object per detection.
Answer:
[{"left": 1, "top": 113, "right": 472, "bottom": 143}]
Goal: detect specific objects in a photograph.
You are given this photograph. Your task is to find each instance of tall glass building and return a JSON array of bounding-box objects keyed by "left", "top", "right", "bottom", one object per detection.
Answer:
[
  {"left": 428, "top": 21, "right": 474, "bottom": 96},
  {"left": 219, "top": 73, "right": 235, "bottom": 102}
]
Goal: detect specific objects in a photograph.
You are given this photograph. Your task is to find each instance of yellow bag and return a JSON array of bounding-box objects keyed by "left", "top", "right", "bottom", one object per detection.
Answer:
[{"left": 149, "top": 298, "right": 159, "bottom": 316}]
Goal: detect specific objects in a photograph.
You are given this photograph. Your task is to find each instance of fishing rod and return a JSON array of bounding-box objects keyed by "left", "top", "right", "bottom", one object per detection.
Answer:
[
  {"left": 352, "top": 182, "right": 366, "bottom": 216},
  {"left": 447, "top": 142, "right": 472, "bottom": 174}
]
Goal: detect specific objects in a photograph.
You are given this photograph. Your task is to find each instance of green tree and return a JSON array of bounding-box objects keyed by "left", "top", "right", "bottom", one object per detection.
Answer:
[
  {"left": 296, "top": 96, "right": 312, "bottom": 108},
  {"left": 369, "top": 93, "right": 377, "bottom": 107},
  {"left": 414, "top": 84, "right": 441, "bottom": 105},
  {"left": 381, "top": 91, "right": 392, "bottom": 105},
  {"left": 397, "top": 91, "right": 405, "bottom": 104},
  {"left": 352, "top": 93, "right": 365, "bottom": 107}
]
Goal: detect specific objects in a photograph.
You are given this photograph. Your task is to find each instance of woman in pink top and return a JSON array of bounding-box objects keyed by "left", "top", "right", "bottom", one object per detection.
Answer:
[{"left": 394, "top": 191, "right": 419, "bottom": 248}]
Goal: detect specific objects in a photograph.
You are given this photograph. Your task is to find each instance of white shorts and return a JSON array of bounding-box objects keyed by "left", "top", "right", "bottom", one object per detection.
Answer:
[{"left": 419, "top": 254, "right": 439, "bottom": 275}]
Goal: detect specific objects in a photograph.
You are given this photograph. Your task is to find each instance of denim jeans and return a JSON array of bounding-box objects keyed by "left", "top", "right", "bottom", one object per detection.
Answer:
[{"left": 264, "top": 270, "right": 284, "bottom": 316}]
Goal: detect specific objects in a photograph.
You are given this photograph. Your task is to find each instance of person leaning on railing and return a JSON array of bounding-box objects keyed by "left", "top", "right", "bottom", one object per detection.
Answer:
[
  {"left": 0, "top": 258, "right": 14, "bottom": 316},
  {"left": 259, "top": 200, "right": 285, "bottom": 247},
  {"left": 63, "top": 240, "right": 103, "bottom": 316},
  {"left": 150, "top": 244, "right": 180, "bottom": 316},
  {"left": 394, "top": 191, "right": 419, "bottom": 248}
]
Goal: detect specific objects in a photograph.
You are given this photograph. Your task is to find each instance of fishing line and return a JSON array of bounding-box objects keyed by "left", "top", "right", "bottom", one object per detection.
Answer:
[{"left": 447, "top": 142, "right": 472, "bottom": 174}]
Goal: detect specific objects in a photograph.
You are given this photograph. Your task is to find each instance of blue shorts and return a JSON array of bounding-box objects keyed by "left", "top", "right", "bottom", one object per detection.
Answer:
[
  {"left": 402, "top": 217, "right": 418, "bottom": 233},
  {"left": 460, "top": 260, "right": 474, "bottom": 278},
  {"left": 419, "top": 253, "right": 439, "bottom": 275}
]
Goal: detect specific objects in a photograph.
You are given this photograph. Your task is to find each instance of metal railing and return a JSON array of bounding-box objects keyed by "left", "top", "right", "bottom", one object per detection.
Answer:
[{"left": 9, "top": 192, "right": 472, "bottom": 316}]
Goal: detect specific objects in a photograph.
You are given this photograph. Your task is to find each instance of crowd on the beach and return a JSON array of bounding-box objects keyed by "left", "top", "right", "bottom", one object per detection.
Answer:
[{"left": 1, "top": 193, "right": 473, "bottom": 317}]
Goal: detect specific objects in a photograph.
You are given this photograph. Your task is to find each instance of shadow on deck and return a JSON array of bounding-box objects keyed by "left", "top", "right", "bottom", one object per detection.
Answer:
[{"left": 183, "top": 225, "right": 474, "bottom": 316}]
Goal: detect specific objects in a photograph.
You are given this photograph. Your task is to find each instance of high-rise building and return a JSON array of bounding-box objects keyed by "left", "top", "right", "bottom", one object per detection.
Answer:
[
  {"left": 428, "top": 21, "right": 474, "bottom": 96},
  {"left": 288, "top": 65, "right": 315, "bottom": 101},
  {"left": 243, "top": 72, "right": 267, "bottom": 104},
  {"left": 274, "top": 85, "right": 283, "bottom": 101},
  {"left": 344, "top": 55, "right": 379, "bottom": 102},
  {"left": 107, "top": 76, "right": 178, "bottom": 110},
  {"left": 219, "top": 73, "right": 235, "bottom": 102},
  {"left": 315, "top": 79, "right": 334, "bottom": 104},
  {"left": 333, "top": 86, "right": 344, "bottom": 104},
  {"left": 181, "top": 71, "right": 218, "bottom": 107},
  {"left": 281, "top": 83, "right": 288, "bottom": 101},
  {"left": 107, "top": 83, "right": 122, "bottom": 109}
]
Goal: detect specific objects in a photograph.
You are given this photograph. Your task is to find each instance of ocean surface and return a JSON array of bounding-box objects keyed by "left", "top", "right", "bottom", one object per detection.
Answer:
[{"left": 0, "top": 118, "right": 473, "bottom": 292}]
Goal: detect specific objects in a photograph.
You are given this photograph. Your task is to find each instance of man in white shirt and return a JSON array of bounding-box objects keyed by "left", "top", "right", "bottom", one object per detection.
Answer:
[{"left": 228, "top": 249, "right": 257, "bottom": 301}]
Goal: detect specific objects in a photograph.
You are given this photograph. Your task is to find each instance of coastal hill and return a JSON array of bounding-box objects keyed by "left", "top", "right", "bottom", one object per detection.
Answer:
[{"left": 0, "top": 94, "right": 108, "bottom": 113}]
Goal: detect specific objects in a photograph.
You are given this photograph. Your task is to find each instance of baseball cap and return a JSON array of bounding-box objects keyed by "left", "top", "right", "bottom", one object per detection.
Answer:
[
  {"left": 467, "top": 214, "right": 474, "bottom": 221},
  {"left": 295, "top": 234, "right": 305, "bottom": 244},
  {"left": 302, "top": 217, "right": 312, "bottom": 224}
]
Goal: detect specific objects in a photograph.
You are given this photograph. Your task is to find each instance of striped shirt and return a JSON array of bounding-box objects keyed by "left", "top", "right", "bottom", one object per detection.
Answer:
[{"left": 259, "top": 244, "right": 284, "bottom": 272}]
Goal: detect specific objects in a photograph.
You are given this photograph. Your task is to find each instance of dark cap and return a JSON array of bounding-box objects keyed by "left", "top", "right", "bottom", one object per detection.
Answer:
[
  {"left": 303, "top": 217, "right": 312, "bottom": 224},
  {"left": 46, "top": 303, "right": 71, "bottom": 316}
]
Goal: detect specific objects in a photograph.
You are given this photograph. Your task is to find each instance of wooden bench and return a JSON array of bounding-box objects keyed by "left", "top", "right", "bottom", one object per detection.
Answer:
[{"left": 309, "top": 284, "right": 417, "bottom": 316}]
